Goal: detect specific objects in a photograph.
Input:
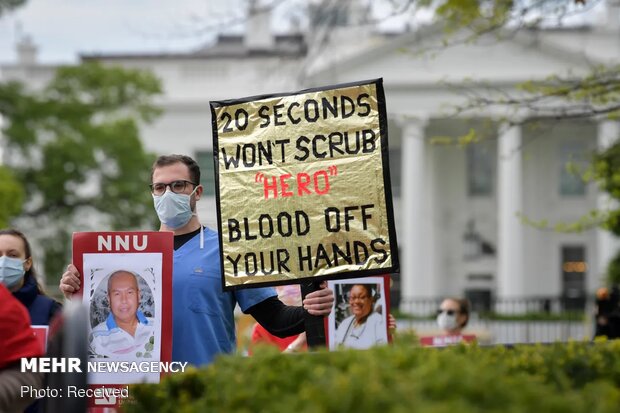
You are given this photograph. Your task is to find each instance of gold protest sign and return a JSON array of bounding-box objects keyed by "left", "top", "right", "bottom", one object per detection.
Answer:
[{"left": 210, "top": 78, "right": 399, "bottom": 290}]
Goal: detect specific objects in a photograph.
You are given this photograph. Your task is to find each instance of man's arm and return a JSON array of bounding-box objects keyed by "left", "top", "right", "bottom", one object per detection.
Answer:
[
  {"left": 246, "top": 282, "right": 335, "bottom": 338},
  {"left": 246, "top": 297, "right": 305, "bottom": 338},
  {"left": 59, "top": 264, "right": 80, "bottom": 299}
]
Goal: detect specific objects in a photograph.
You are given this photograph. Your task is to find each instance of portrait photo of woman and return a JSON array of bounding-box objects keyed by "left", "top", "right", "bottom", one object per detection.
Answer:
[{"left": 328, "top": 276, "right": 389, "bottom": 350}]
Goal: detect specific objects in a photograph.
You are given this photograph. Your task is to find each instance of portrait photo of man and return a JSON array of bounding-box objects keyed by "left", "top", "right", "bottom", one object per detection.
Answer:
[{"left": 90, "top": 270, "right": 155, "bottom": 358}]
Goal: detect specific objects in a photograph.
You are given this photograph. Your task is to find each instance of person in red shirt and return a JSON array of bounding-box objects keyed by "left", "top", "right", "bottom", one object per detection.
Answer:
[
  {"left": 0, "top": 283, "right": 44, "bottom": 412},
  {"left": 249, "top": 285, "right": 307, "bottom": 354}
]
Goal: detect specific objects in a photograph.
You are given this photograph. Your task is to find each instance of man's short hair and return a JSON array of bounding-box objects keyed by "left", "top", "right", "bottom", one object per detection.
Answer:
[
  {"left": 107, "top": 270, "right": 140, "bottom": 294},
  {"left": 151, "top": 154, "right": 201, "bottom": 185}
]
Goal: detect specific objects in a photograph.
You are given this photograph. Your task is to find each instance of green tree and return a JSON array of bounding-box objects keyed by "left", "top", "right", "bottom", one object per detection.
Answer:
[
  {"left": 446, "top": 0, "right": 620, "bottom": 285},
  {"left": 594, "top": 143, "right": 620, "bottom": 284},
  {"left": 0, "top": 61, "right": 162, "bottom": 286},
  {"left": 0, "top": 166, "right": 23, "bottom": 227},
  {"left": 374, "top": 0, "right": 620, "bottom": 280}
]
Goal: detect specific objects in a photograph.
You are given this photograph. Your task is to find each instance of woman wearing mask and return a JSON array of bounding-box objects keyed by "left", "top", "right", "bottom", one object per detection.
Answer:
[
  {"left": 436, "top": 297, "right": 470, "bottom": 335},
  {"left": 0, "top": 229, "right": 61, "bottom": 325}
]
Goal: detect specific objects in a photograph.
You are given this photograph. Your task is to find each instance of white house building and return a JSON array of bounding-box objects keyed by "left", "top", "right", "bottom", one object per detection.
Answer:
[{"left": 2, "top": 1, "right": 619, "bottom": 312}]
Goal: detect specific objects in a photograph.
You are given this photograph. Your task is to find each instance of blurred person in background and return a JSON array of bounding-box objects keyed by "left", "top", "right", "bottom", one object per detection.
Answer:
[
  {"left": 0, "top": 229, "right": 62, "bottom": 327},
  {"left": 436, "top": 297, "right": 470, "bottom": 336},
  {"left": 0, "top": 284, "right": 44, "bottom": 413},
  {"left": 1, "top": 229, "right": 61, "bottom": 413},
  {"left": 249, "top": 285, "right": 307, "bottom": 354},
  {"left": 594, "top": 286, "right": 620, "bottom": 339}
]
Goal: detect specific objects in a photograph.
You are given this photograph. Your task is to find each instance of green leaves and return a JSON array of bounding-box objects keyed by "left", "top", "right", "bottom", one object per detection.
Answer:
[
  {"left": 49, "top": 62, "right": 163, "bottom": 122},
  {"left": 517, "top": 209, "right": 606, "bottom": 233},
  {"left": 0, "top": 61, "right": 162, "bottom": 284},
  {"left": 605, "top": 252, "right": 620, "bottom": 284},
  {"left": 0, "top": 166, "right": 23, "bottom": 227},
  {"left": 593, "top": 142, "right": 620, "bottom": 275},
  {"left": 125, "top": 340, "right": 620, "bottom": 413},
  {"left": 434, "top": 0, "right": 514, "bottom": 35}
]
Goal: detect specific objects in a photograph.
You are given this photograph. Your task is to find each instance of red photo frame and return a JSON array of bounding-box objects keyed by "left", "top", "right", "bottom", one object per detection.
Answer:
[
  {"left": 326, "top": 275, "right": 392, "bottom": 350},
  {"left": 72, "top": 231, "right": 173, "bottom": 409}
]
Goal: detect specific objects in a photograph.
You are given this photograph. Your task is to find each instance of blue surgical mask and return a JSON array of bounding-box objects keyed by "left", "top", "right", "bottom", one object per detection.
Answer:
[
  {"left": 0, "top": 256, "right": 26, "bottom": 289},
  {"left": 153, "top": 187, "right": 197, "bottom": 229}
]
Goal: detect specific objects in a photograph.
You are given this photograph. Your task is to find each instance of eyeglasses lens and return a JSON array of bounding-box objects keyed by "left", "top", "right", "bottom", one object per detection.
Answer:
[
  {"left": 171, "top": 181, "right": 186, "bottom": 193},
  {"left": 151, "top": 180, "right": 192, "bottom": 196}
]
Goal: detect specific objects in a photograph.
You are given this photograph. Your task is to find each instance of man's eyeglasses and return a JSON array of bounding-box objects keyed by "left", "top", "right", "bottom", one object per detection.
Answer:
[
  {"left": 437, "top": 309, "right": 458, "bottom": 316},
  {"left": 150, "top": 180, "right": 197, "bottom": 196}
]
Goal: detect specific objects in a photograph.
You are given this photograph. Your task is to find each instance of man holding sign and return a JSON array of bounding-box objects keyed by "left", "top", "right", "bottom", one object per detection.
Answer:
[
  {"left": 209, "top": 78, "right": 398, "bottom": 347},
  {"left": 60, "top": 154, "right": 334, "bottom": 366}
]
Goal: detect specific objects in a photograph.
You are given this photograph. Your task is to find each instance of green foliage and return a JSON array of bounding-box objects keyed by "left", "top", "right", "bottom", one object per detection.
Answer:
[
  {"left": 429, "top": 128, "right": 479, "bottom": 146},
  {"left": 435, "top": 0, "right": 515, "bottom": 34},
  {"left": 514, "top": 65, "right": 620, "bottom": 115},
  {"left": 0, "top": 61, "right": 162, "bottom": 284},
  {"left": 424, "top": 0, "right": 620, "bottom": 251},
  {"left": 594, "top": 141, "right": 620, "bottom": 283},
  {"left": 595, "top": 143, "right": 620, "bottom": 228},
  {"left": 416, "top": 0, "right": 620, "bottom": 281},
  {"left": 0, "top": 166, "right": 23, "bottom": 227},
  {"left": 606, "top": 251, "right": 620, "bottom": 285},
  {"left": 125, "top": 340, "right": 620, "bottom": 413},
  {"left": 517, "top": 210, "right": 606, "bottom": 234}
]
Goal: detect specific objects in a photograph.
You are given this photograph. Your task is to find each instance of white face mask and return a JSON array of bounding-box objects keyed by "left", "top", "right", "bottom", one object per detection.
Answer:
[
  {"left": 437, "top": 312, "right": 459, "bottom": 331},
  {"left": 152, "top": 187, "right": 197, "bottom": 229}
]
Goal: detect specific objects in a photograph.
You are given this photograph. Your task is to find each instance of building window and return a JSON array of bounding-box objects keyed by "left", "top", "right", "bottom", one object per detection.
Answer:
[
  {"left": 561, "top": 245, "right": 586, "bottom": 311},
  {"left": 465, "top": 289, "right": 492, "bottom": 313},
  {"left": 559, "top": 142, "right": 587, "bottom": 196},
  {"left": 467, "top": 143, "right": 493, "bottom": 196},
  {"left": 463, "top": 219, "right": 495, "bottom": 261},
  {"left": 195, "top": 150, "right": 216, "bottom": 196},
  {"left": 389, "top": 147, "right": 401, "bottom": 198}
]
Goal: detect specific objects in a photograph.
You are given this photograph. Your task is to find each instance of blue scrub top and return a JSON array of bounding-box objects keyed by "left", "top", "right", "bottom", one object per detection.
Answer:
[{"left": 171, "top": 227, "right": 276, "bottom": 366}]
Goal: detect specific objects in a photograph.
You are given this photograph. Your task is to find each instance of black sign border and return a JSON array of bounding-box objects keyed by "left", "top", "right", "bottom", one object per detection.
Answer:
[{"left": 210, "top": 78, "right": 399, "bottom": 291}]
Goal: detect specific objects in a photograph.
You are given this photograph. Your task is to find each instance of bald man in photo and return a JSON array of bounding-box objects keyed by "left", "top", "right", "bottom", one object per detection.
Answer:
[{"left": 90, "top": 270, "right": 154, "bottom": 358}]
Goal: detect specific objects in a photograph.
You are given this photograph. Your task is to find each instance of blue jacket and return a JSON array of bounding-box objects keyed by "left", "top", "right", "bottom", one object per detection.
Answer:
[{"left": 12, "top": 274, "right": 62, "bottom": 325}]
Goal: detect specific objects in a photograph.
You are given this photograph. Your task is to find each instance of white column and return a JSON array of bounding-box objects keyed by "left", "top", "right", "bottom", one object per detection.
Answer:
[
  {"left": 497, "top": 123, "right": 524, "bottom": 299},
  {"left": 399, "top": 116, "right": 432, "bottom": 308},
  {"left": 596, "top": 120, "right": 620, "bottom": 288}
]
